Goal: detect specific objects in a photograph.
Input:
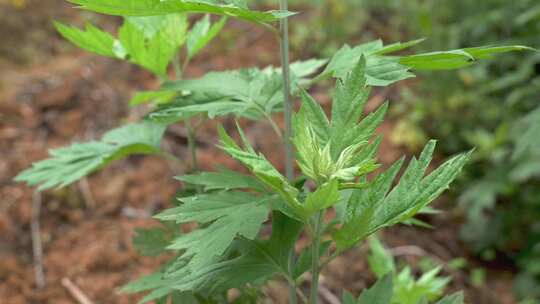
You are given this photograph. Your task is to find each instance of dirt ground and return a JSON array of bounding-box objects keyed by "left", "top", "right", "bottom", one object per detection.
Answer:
[{"left": 0, "top": 1, "right": 519, "bottom": 303}]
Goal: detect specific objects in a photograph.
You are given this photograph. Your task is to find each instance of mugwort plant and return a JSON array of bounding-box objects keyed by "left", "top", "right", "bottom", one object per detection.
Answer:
[{"left": 15, "top": 0, "right": 531, "bottom": 303}]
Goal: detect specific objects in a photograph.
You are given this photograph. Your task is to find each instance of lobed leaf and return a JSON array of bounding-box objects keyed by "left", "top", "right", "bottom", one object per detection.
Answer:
[
  {"left": 149, "top": 59, "right": 325, "bottom": 122},
  {"left": 186, "top": 15, "right": 227, "bottom": 60},
  {"left": 15, "top": 121, "right": 167, "bottom": 191},
  {"left": 54, "top": 21, "right": 117, "bottom": 58},
  {"left": 176, "top": 168, "right": 266, "bottom": 192},
  {"left": 118, "top": 14, "right": 188, "bottom": 76},
  {"left": 334, "top": 141, "right": 471, "bottom": 250},
  {"left": 67, "top": 0, "right": 295, "bottom": 24},
  {"left": 217, "top": 124, "right": 306, "bottom": 219},
  {"left": 156, "top": 191, "right": 270, "bottom": 268},
  {"left": 320, "top": 39, "right": 532, "bottom": 86},
  {"left": 358, "top": 274, "right": 394, "bottom": 304}
]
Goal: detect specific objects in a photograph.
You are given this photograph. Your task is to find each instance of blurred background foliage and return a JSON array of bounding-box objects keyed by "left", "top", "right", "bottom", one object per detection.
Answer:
[
  {"left": 251, "top": 0, "right": 540, "bottom": 301},
  {"left": 273, "top": 0, "right": 540, "bottom": 301},
  {"left": 1, "top": 0, "right": 538, "bottom": 302}
]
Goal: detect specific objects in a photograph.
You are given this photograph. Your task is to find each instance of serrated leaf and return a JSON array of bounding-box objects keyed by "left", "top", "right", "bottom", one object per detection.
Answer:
[
  {"left": 186, "top": 15, "right": 227, "bottom": 60},
  {"left": 15, "top": 121, "right": 167, "bottom": 190},
  {"left": 118, "top": 14, "right": 188, "bottom": 76},
  {"left": 176, "top": 168, "right": 266, "bottom": 192},
  {"left": 298, "top": 89, "right": 330, "bottom": 143},
  {"left": 320, "top": 40, "right": 414, "bottom": 86},
  {"left": 368, "top": 237, "right": 396, "bottom": 278},
  {"left": 319, "top": 40, "right": 532, "bottom": 87},
  {"left": 217, "top": 124, "right": 306, "bottom": 219},
  {"left": 67, "top": 0, "right": 294, "bottom": 24},
  {"left": 149, "top": 60, "right": 322, "bottom": 122},
  {"left": 150, "top": 212, "right": 301, "bottom": 296},
  {"left": 293, "top": 62, "right": 384, "bottom": 185},
  {"left": 133, "top": 226, "right": 173, "bottom": 256},
  {"left": 54, "top": 21, "right": 117, "bottom": 58},
  {"left": 434, "top": 292, "right": 464, "bottom": 304},
  {"left": 305, "top": 179, "right": 340, "bottom": 214},
  {"left": 358, "top": 274, "right": 393, "bottom": 304},
  {"left": 333, "top": 141, "right": 471, "bottom": 250},
  {"left": 155, "top": 191, "right": 270, "bottom": 268}
]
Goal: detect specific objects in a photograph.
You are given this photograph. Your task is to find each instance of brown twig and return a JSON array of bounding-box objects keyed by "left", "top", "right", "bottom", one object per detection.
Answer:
[
  {"left": 31, "top": 190, "right": 45, "bottom": 289},
  {"left": 61, "top": 277, "right": 95, "bottom": 304},
  {"left": 388, "top": 245, "right": 427, "bottom": 257},
  {"left": 78, "top": 178, "right": 96, "bottom": 209},
  {"left": 318, "top": 283, "right": 340, "bottom": 304}
]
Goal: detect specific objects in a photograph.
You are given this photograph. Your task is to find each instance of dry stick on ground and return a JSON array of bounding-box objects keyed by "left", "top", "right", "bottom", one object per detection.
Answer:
[
  {"left": 62, "top": 277, "right": 95, "bottom": 304},
  {"left": 31, "top": 190, "right": 45, "bottom": 289},
  {"left": 318, "top": 283, "right": 340, "bottom": 304},
  {"left": 78, "top": 177, "right": 96, "bottom": 209}
]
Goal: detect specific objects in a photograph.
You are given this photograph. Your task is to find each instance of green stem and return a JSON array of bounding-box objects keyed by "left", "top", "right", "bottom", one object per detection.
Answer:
[
  {"left": 279, "top": 0, "right": 297, "bottom": 302},
  {"left": 279, "top": 0, "right": 294, "bottom": 182},
  {"left": 172, "top": 53, "right": 183, "bottom": 80},
  {"left": 185, "top": 119, "right": 199, "bottom": 173},
  {"left": 172, "top": 54, "right": 200, "bottom": 193},
  {"left": 310, "top": 211, "right": 323, "bottom": 304}
]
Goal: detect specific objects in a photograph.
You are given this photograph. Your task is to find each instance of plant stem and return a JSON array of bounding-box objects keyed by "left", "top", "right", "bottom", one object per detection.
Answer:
[
  {"left": 310, "top": 211, "right": 323, "bottom": 304},
  {"left": 279, "top": 1, "right": 297, "bottom": 302},
  {"left": 172, "top": 54, "right": 200, "bottom": 192},
  {"left": 185, "top": 119, "right": 199, "bottom": 173},
  {"left": 279, "top": 0, "right": 294, "bottom": 182}
]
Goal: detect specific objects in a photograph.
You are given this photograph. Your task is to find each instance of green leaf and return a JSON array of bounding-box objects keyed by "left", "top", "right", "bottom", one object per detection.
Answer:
[
  {"left": 294, "top": 62, "right": 384, "bottom": 185},
  {"left": 149, "top": 212, "right": 301, "bottom": 296},
  {"left": 333, "top": 141, "right": 471, "bottom": 250},
  {"left": 118, "top": 14, "right": 188, "bottom": 76},
  {"left": 129, "top": 90, "right": 177, "bottom": 106},
  {"left": 358, "top": 274, "right": 394, "bottom": 304},
  {"left": 133, "top": 226, "right": 173, "bottom": 256},
  {"left": 217, "top": 124, "right": 306, "bottom": 219},
  {"left": 176, "top": 167, "right": 266, "bottom": 192},
  {"left": 319, "top": 40, "right": 532, "bottom": 86},
  {"left": 187, "top": 15, "right": 227, "bottom": 60},
  {"left": 155, "top": 191, "right": 270, "bottom": 268},
  {"left": 293, "top": 240, "right": 331, "bottom": 280},
  {"left": 373, "top": 38, "right": 426, "bottom": 55},
  {"left": 342, "top": 291, "right": 357, "bottom": 304},
  {"left": 512, "top": 106, "right": 540, "bottom": 160},
  {"left": 434, "top": 292, "right": 464, "bottom": 304},
  {"left": 67, "top": 0, "right": 295, "bottom": 24},
  {"left": 54, "top": 21, "right": 116, "bottom": 58},
  {"left": 394, "top": 266, "right": 450, "bottom": 303},
  {"left": 400, "top": 45, "right": 533, "bottom": 70},
  {"left": 320, "top": 40, "right": 414, "bottom": 86},
  {"left": 149, "top": 60, "right": 322, "bottom": 122},
  {"left": 305, "top": 179, "right": 340, "bottom": 214},
  {"left": 15, "top": 121, "right": 167, "bottom": 190},
  {"left": 367, "top": 236, "right": 396, "bottom": 278},
  {"left": 122, "top": 268, "right": 180, "bottom": 302},
  {"left": 298, "top": 89, "right": 330, "bottom": 143}
]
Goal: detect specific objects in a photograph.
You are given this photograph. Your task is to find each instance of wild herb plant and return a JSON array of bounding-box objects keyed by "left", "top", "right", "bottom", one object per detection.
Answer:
[
  {"left": 15, "top": 0, "right": 531, "bottom": 303},
  {"left": 367, "top": 237, "right": 450, "bottom": 304}
]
